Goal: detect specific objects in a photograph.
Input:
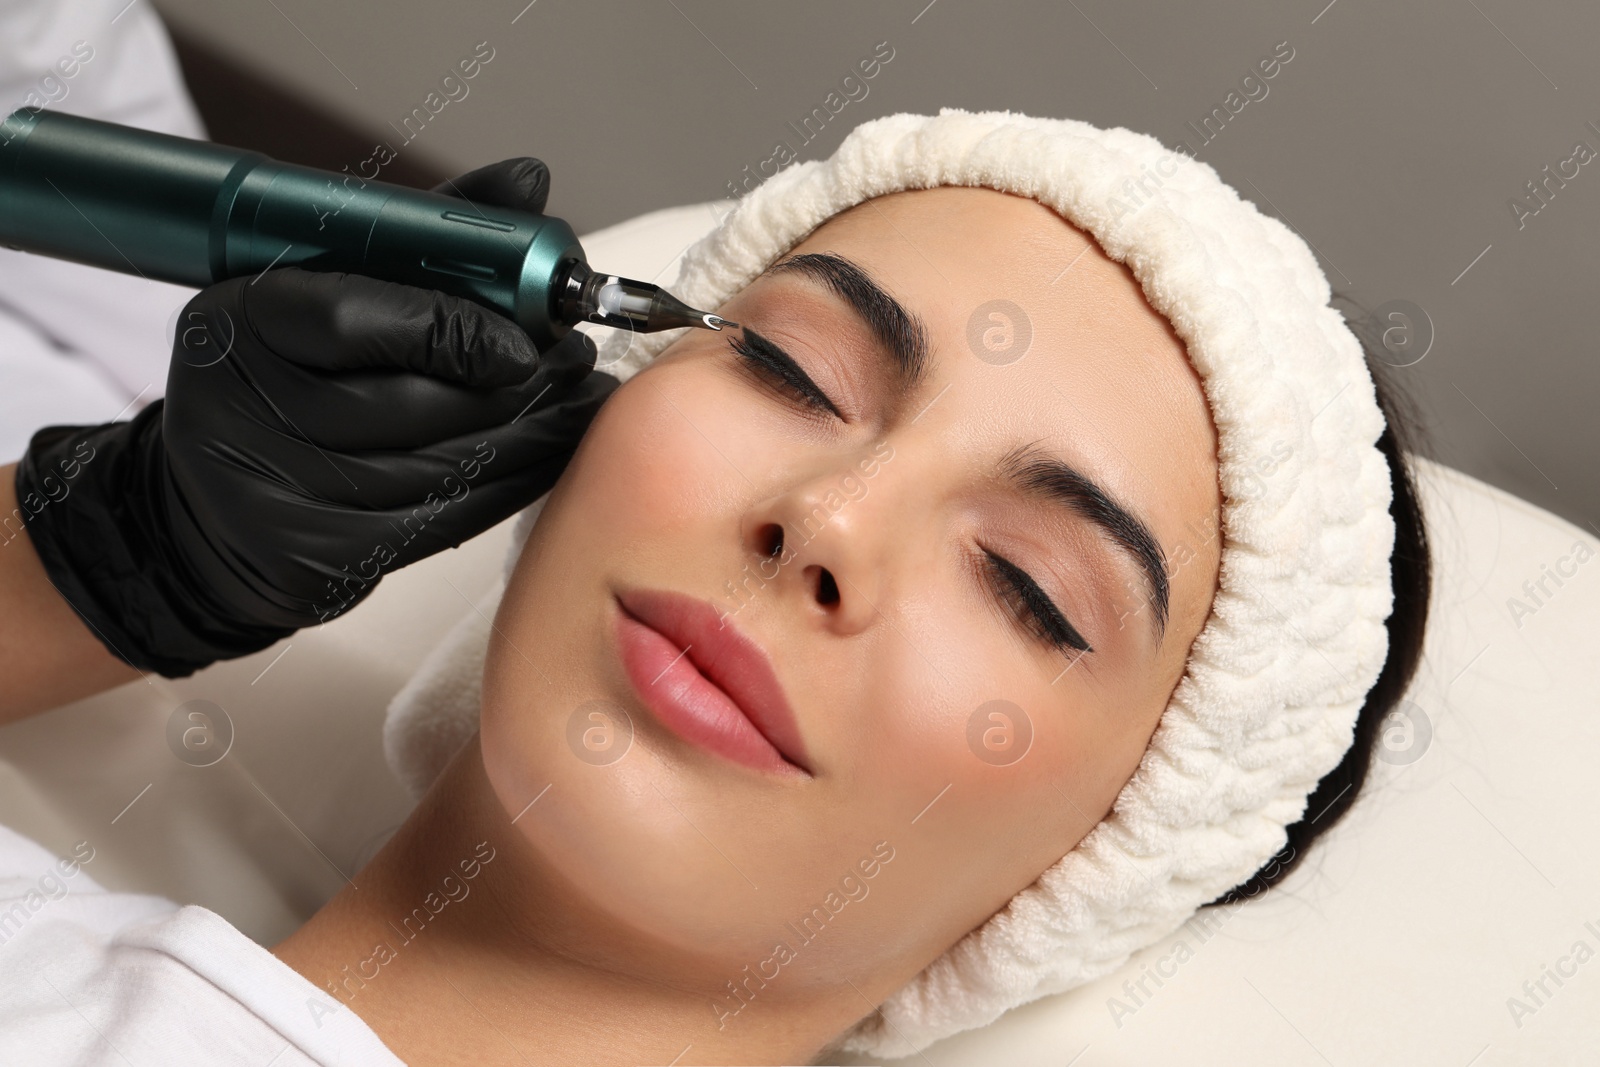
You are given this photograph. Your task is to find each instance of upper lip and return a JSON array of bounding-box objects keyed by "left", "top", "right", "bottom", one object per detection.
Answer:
[{"left": 615, "top": 587, "right": 812, "bottom": 775}]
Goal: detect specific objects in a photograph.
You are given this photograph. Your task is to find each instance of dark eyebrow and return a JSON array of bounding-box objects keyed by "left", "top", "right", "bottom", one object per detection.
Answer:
[
  {"left": 999, "top": 443, "right": 1170, "bottom": 640},
  {"left": 760, "top": 252, "right": 1167, "bottom": 638},
  {"left": 766, "top": 252, "right": 931, "bottom": 401}
]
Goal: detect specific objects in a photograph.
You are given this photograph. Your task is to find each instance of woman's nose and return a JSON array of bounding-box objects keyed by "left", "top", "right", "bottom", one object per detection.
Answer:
[
  {"left": 751, "top": 520, "right": 841, "bottom": 610},
  {"left": 743, "top": 483, "right": 884, "bottom": 634}
]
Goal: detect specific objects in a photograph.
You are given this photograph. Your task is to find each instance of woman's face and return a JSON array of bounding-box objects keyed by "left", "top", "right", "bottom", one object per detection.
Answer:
[{"left": 480, "top": 186, "right": 1221, "bottom": 1015}]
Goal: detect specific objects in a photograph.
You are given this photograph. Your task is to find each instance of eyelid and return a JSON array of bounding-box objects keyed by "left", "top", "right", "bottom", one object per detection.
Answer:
[
  {"left": 727, "top": 329, "right": 844, "bottom": 420},
  {"left": 980, "top": 547, "right": 1094, "bottom": 655}
]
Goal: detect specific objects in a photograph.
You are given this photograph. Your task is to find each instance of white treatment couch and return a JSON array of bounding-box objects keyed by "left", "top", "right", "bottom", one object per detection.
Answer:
[{"left": 1, "top": 203, "right": 1595, "bottom": 1066}]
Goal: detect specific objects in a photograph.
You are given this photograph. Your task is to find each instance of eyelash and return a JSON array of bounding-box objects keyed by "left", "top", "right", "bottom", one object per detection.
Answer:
[
  {"left": 982, "top": 550, "right": 1094, "bottom": 654},
  {"left": 726, "top": 331, "right": 1091, "bottom": 657},
  {"left": 727, "top": 333, "right": 841, "bottom": 417}
]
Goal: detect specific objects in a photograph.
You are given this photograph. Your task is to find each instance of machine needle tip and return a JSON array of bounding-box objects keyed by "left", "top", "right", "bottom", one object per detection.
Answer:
[{"left": 703, "top": 314, "right": 738, "bottom": 331}]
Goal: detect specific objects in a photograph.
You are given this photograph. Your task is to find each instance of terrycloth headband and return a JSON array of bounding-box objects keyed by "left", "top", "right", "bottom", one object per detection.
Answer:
[{"left": 384, "top": 108, "right": 1396, "bottom": 1058}]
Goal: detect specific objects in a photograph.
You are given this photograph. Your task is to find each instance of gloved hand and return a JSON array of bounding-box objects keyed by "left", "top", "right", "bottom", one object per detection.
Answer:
[{"left": 15, "top": 158, "right": 617, "bottom": 678}]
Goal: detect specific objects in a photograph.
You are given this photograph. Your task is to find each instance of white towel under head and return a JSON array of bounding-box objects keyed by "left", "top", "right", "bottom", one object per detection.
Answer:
[{"left": 384, "top": 109, "right": 1395, "bottom": 1058}]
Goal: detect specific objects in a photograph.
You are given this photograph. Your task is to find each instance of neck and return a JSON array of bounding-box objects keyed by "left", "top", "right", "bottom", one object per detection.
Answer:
[{"left": 273, "top": 736, "right": 865, "bottom": 1065}]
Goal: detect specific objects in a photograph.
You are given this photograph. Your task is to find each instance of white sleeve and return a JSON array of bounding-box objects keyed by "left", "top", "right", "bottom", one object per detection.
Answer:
[
  {"left": 0, "top": 823, "right": 405, "bottom": 1066},
  {"left": 0, "top": 0, "right": 208, "bottom": 456}
]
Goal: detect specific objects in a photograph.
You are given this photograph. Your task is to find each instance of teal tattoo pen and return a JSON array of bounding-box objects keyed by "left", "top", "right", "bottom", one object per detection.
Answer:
[{"left": 0, "top": 108, "right": 735, "bottom": 352}]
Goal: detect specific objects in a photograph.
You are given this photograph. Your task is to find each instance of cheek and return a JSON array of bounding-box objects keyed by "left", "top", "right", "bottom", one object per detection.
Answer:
[
  {"left": 846, "top": 604, "right": 1064, "bottom": 823},
  {"left": 563, "top": 362, "right": 768, "bottom": 542},
  {"left": 477, "top": 360, "right": 820, "bottom": 904},
  {"left": 837, "top": 614, "right": 1145, "bottom": 958},
  {"left": 481, "top": 364, "right": 737, "bottom": 739}
]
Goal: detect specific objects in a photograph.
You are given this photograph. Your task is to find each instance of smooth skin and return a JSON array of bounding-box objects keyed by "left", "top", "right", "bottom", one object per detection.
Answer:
[
  {"left": 0, "top": 464, "right": 141, "bottom": 721},
  {"left": 6, "top": 186, "right": 1221, "bottom": 1065}
]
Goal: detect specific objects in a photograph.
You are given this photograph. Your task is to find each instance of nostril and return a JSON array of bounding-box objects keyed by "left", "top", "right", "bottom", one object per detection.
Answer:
[
  {"left": 760, "top": 522, "right": 785, "bottom": 560},
  {"left": 810, "top": 565, "right": 840, "bottom": 607}
]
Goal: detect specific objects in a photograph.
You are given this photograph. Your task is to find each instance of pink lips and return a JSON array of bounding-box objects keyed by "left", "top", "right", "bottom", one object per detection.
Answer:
[{"left": 612, "top": 587, "right": 811, "bottom": 777}]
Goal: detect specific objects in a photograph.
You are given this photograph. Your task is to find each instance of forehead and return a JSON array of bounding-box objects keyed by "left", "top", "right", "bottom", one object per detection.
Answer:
[
  {"left": 791, "top": 187, "right": 1188, "bottom": 369},
  {"left": 772, "top": 187, "right": 1223, "bottom": 632}
]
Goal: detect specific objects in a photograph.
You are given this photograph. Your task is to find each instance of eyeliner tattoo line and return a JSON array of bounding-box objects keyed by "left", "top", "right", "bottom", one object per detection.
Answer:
[
  {"left": 984, "top": 549, "right": 1093, "bottom": 654},
  {"left": 727, "top": 327, "right": 843, "bottom": 419}
]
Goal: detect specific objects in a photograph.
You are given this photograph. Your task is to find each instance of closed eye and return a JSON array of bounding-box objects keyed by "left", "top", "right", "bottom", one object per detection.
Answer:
[
  {"left": 728, "top": 324, "right": 1088, "bottom": 658},
  {"left": 982, "top": 549, "right": 1093, "bottom": 654},
  {"left": 727, "top": 327, "right": 844, "bottom": 420}
]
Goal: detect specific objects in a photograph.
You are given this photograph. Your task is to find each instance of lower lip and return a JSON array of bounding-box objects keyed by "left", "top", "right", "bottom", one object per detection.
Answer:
[{"left": 612, "top": 602, "right": 802, "bottom": 777}]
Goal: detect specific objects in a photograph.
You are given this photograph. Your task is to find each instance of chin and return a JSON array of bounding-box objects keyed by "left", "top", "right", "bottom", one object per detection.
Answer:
[{"left": 477, "top": 626, "right": 791, "bottom": 961}]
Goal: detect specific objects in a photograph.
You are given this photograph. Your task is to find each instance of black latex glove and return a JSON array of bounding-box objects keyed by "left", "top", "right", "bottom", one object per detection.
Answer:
[{"left": 15, "top": 158, "right": 618, "bottom": 678}]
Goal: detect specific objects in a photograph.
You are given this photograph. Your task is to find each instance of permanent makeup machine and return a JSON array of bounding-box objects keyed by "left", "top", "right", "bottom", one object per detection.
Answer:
[{"left": 0, "top": 109, "right": 733, "bottom": 352}]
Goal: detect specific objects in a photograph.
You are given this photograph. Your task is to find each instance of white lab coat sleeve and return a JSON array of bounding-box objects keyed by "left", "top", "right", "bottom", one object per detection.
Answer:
[{"left": 0, "top": 0, "right": 208, "bottom": 460}]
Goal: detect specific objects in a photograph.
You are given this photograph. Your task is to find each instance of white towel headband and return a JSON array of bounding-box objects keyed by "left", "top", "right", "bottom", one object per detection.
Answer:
[{"left": 385, "top": 108, "right": 1396, "bottom": 1058}]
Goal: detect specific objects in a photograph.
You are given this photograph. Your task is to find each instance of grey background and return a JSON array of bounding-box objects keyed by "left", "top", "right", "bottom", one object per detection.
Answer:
[{"left": 154, "top": 0, "right": 1600, "bottom": 532}]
